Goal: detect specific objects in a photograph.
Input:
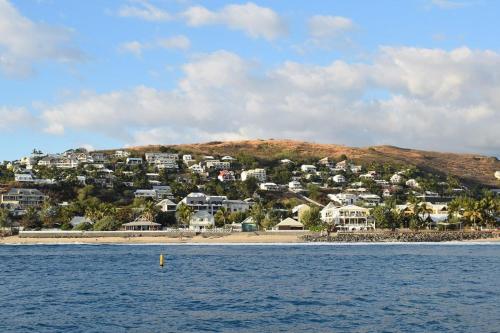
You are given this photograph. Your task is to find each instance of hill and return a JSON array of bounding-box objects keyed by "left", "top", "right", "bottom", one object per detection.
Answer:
[{"left": 125, "top": 139, "right": 500, "bottom": 187}]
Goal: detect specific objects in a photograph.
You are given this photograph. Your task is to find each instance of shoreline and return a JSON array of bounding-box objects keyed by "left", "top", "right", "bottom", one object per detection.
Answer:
[{"left": 1, "top": 233, "right": 499, "bottom": 245}]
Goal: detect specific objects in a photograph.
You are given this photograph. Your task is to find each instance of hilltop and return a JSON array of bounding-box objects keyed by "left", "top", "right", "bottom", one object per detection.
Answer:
[{"left": 124, "top": 139, "right": 500, "bottom": 187}]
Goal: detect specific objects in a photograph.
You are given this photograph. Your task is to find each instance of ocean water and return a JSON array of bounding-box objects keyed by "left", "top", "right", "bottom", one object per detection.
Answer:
[{"left": 0, "top": 244, "right": 499, "bottom": 333}]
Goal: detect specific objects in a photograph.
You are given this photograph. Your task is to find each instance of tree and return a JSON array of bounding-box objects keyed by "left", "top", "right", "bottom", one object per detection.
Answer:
[
  {"left": 142, "top": 200, "right": 160, "bottom": 222},
  {"left": 250, "top": 202, "right": 266, "bottom": 229},
  {"left": 21, "top": 207, "right": 42, "bottom": 230},
  {"left": 372, "top": 205, "right": 400, "bottom": 231},
  {"left": 300, "top": 207, "right": 321, "bottom": 230},
  {"left": 0, "top": 208, "right": 11, "bottom": 233},
  {"left": 93, "top": 216, "right": 122, "bottom": 231},
  {"left": 214, "top": 207, "right": 231, "bottom": 227},
  {"left": 176, "top": 203, "right": 193, "bottom": 227},
  {"left": 40, "top": 202, "right": 58, "bottom": 228},
  {"left": 463, "top": 200, "right": 483, "bottom": 230}
]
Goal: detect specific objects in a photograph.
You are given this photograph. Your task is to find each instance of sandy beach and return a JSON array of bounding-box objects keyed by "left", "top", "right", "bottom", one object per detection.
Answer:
[
  {"left": 0, "top": 233, "right": 306, "bottom": 245},
  {"left": 1, "top": 233, "right": 499, "bottom": 245}
]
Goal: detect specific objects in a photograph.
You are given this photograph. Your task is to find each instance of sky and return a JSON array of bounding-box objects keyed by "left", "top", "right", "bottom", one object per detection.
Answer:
[{"left": 0, "top": 0, "right": 499, "bottom": 161}]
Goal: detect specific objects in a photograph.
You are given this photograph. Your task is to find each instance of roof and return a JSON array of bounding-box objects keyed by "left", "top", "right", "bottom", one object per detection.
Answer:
[
  {"left": 292, "top": 204, "right": 310, "bottom": 213},
  {"left": 70, "top": 216, "right": 94, "bottom": 226},
  {"left": 275, "top": 218, "right": 304, "bottom": 228},
  {"left": 157, "top": 198, "right": 177, "bottom": 206},
  {"left": 123, "top": 218, "right": 161, "bottom": 227},
  {"left": 5, "top": 188, "right": 44, "bottom": 195},
  {"left": 242, "top": 216, "right": 255, "bottom": 224}
]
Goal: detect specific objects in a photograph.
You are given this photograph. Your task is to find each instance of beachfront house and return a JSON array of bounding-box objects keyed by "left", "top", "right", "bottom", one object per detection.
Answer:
[
  {"left": 320, "top": 204, "right": 373, "bottom": 231},
  {"left": 272, "top": 218, "right": 304, "bottom": 231},
  {"left": 189, "top": 211, "right": 215, "bottom": 231},
  {"left": 123, "top": 217, "right": 161, "bottom": 231}
]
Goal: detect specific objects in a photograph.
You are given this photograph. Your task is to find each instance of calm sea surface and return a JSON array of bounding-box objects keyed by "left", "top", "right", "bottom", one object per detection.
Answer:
[{"left": 0, "top": 244, "right": 499, "bottom": 333}]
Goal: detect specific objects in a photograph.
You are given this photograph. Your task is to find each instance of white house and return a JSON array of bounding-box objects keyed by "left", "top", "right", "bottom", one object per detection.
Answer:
[
  {"left": 259, "top": 182, "right": 280, "bottom": 191},
  {"left": 182, "top": 154, "right": 193, "bottom": 162},
  {"left": 189, "top": 164, "right": 205, "bottom": 174},
  {"left": 156, "top": 198, "right": 177, "bottom": 212},
  {"left": 406, "top": 179, "right": 420, "bottom": 188},
  {"left": 221, "top": 156, "right": 235, "bottom": 161},
  {"left": 15, "top": 174, "right": 34, "bottom": 182},
  {"left": 152, "top": 185, "right": 173, "bottom": 199},
  {"left": 155, "top": 160, "right": 178, "bottom": 170},
  {"left": 288, "top": 180, "right": 303, "bottom": 192},
  {"left": 495, "top": 171, "right": 500, "bottom": 180},
  {"left": 390, "top": 174, "right": 404, "bottom": 184},
  {"left": 115, "top": 150, "right": 130, "bottom": 158},
  {"left": 360, "top": 173, "right": 375, "bottom": 180},
  {"left": 126, "top": 157, "right": 143, "bottom": 165},
  {"left": 0, "top": 188, "right": 47, "bottom": 209},
  {"left": 145, "top": 153, "right": 178, "bottom": 164},
  {"left": 134, "top": 189, "right": 158, "bottom": 200},
  {"left": 223, "top": 200, "right": 252, "bottom": 213},
  {"left": 327, "top": 193, "right": 358, "bottom": 206},
  {"left": 218, "top": 170, "right": 235, "bottom": 182},
  {"left": 350, "top": 165, "right": 363, "bottom": 173},
  {"left": 205, "top": 160, "right": 230, "bottom": 170},
  {"left": 301, "top": 165, "right": 317, "bottom": 173},
  {"left": 189, "top": 211, "right": 215, "bottom": 231},
  {"left": 320, "top": 203, "right": 373, "bottom": 231},
  {"left": 332, "top": 174, "right": 346, "bottom": 184},
  {"left": 241, "top": 169, "right": 266, "bottom": 182},
  {"left": 180, "top": 193, "right": 251, "bottom": 215},
  {"left": 358, "top": 194, "right": 381, "bottom": 207}
]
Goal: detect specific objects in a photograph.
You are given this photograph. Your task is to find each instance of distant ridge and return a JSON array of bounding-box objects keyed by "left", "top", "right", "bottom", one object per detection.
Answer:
[{"left": 117, "top": 139, "right": 499, "bottom": 186}]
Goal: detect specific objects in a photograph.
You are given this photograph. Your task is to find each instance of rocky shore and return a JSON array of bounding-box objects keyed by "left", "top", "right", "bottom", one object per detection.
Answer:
[{"left": 301, "top": 231, "right": 499, "bottom": 243}]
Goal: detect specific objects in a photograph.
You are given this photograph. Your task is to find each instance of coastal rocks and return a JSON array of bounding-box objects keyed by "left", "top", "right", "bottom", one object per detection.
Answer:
[{"left": 301, "top": 231, "right": 498, "bottom": 243}]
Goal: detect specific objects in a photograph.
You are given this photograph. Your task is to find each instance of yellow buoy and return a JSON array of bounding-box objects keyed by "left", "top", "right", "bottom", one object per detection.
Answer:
[{"left": 160, "top": 254, "right": 164, "bottom": 267}]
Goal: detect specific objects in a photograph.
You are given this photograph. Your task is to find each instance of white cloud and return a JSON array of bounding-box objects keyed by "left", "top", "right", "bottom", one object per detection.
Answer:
[
  {"left": 430, "top": 0, "right": 470, "bottom": 9},
  {"left": 157, "top": 35, "right": 191, "bottom": 50},
  {"left": 182, "top": 2, "right": 287, "bottom": 40},
  {"left": 0, "top": 0, "right": 84, "bottom": 77},
  {"left": 0, "top": 107, "right": 35, "bottom": 129},
  {"left": 295, "top": 15, "right": 356, "bottom": 53},
  {"left": 119, "top": 41, "right": 145, "bottom": 56},
  {"left": 308, "top": 15, "right": 355, "bottom": 39},
  {"left": 119, "top": 35, "right": 190, "bottom": 55},
  {"left": 39, "top": 47, "right": 500, "bottom": 155},
  {"left": 117, "top": 0, "right": 172, "bottom": 21}
]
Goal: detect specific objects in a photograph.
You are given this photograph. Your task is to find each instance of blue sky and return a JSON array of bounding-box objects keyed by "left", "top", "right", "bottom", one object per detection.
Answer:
[{"left": 1, "top": 0, "right": 499, "bottom": 161}]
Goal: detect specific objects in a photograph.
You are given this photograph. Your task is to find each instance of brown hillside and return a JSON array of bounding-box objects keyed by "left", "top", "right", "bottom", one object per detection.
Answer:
[{"left": 126, "top": 139, "right": 500, "bottom": 186}]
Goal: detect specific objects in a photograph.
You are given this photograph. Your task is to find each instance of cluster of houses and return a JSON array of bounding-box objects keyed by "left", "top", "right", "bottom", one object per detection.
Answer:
[{"left": 0, "top": 147, "right": 475, "bottom": 232}]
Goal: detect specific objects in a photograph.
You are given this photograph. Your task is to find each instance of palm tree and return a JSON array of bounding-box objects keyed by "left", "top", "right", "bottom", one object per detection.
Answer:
[
  {"left": 250, "top": 202, "right": 266, "bottom": 230},
  {"left": 479, "top": 195, "right": 497, "bottom": 228},
  {"left": 176, "top": 203, "right": 193, "bottom": 227},
  {"left": 463, "top": 200, "right": 483, "bottom": 230},
  {"left": 214, "top": 207, "right": 231, "bottom": 227},
  {"left": 142, "top": 200, "right": 159, "bottom": 222},
  {"left": 419, "top": 202, "right": 433, "bottom": 229}
]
